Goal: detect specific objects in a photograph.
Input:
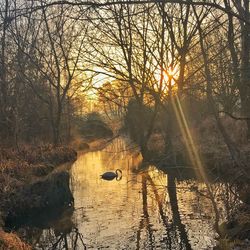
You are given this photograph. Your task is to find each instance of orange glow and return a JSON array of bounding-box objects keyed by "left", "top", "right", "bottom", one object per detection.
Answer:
[
  {"left": 165, "top": 66, "right": 178, "bottom": 78},
  {"left": 154, "top": 66, "right": 178, "bottom": 91}
]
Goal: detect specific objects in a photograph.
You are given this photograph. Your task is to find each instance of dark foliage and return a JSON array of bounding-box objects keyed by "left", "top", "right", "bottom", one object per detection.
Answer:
[
  {"left": 4, "top": 171, "right": 73, "bottom": 229},
  {"left": 78, "top": 112, "right": 113, "bottom": 140},
  {"left": 124, "top": 99, "right": 153, "bottom": 145}
]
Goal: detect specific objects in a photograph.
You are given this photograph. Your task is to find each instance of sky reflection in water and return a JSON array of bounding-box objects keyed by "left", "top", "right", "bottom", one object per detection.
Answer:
[
  {"left": 17, "top": 138, "right": 236, "bottom": 249},
  {"left": 70, "top": 138, "right": 218, "bottom": 249}
]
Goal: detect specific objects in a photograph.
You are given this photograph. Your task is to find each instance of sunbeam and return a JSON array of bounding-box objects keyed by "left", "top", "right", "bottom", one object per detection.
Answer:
[{"left": 171, "top": 95, "right": 208, "bottom": 183}]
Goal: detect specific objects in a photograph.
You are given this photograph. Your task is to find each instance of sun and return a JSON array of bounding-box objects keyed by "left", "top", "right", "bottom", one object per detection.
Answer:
[
  {"left": 154, "top": 66, "right": 178, "bottom": 89},
  {"left": 167, "top": 66, "right": 178, "bottom": 78}
]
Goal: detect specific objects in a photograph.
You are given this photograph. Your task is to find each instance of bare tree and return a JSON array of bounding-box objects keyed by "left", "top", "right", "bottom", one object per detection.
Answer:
[{"left": 12, "top": 3, "right": 88, "bottom": 145}]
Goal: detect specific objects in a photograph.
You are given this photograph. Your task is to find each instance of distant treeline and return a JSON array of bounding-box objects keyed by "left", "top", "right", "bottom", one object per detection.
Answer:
[{"left": 0, "top": 1, "right": 249, "bottom": 158}]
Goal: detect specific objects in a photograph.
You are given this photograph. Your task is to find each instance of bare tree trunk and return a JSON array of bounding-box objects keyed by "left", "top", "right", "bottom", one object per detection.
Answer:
[
  {"left": 193, "top": 6, "right": 244, "bottom": 168},
  {"left": 225, "top": 0, "right": 250, "bottom": 138},
  {"left": 0, "top": 0, "right": 9, "bottom": 137},
  {"left": 240, "top": 0, "right": 250, "bottom": 138},
  {"left": 66, "top": 97, "right": 72, "bottom": 143}
]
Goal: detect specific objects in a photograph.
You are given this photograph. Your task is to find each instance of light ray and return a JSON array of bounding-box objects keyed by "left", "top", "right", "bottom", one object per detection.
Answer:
[
  {"left": 171, "top": 94, "right": 208, "bottom": 182},
  {"left": 171, "top": 95, "right": 222, "bottom": 235}
]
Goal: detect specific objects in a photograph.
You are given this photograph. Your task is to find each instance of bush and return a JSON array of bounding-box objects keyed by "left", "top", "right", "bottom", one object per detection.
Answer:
[
  {"left": 124, "top": 99, "right": 153, "bottom": 145},
  {"left": 78, "top": 112, "right": 113, "bottom": 139}
]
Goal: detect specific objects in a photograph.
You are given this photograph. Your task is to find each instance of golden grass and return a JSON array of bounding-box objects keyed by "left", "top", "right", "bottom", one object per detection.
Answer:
[
  {"left": 0, "top": 230, "right": 31, "bottom": 250},
  {"left": 14, "top": 144, "right": 76, "bottom": 165},
  {"left": 0, "top": 144, "right": 77, "bottom": 250},
  {"left": 0, "top": 144, "right": 76, "bottom": 218}
]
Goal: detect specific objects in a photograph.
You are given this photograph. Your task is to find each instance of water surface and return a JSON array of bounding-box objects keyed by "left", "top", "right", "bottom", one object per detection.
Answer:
[{"left": 16, "top": 138, "right": 237, "bottom": 249}]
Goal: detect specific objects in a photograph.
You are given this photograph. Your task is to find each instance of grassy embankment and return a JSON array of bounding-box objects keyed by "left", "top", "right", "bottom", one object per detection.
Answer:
[
  {"left": 0, "top": 113, "right": 115, "bottom": 249},
  {"left": 0, "top": 145, "right": 77, "bottom": 250}
]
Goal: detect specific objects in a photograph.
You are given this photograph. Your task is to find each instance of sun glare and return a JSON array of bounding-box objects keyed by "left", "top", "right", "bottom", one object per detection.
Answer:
[
  {"left": 154, "top": 66, "right": 178, "bottom": 91},
  {"left": 167, "top": 66, "right": 178, "bottom": 77}
]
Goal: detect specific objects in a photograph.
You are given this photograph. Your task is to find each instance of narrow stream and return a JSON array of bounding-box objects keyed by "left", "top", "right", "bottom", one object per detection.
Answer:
[{"left": 14, "top": 138, "right": 238, "bottom": 249}]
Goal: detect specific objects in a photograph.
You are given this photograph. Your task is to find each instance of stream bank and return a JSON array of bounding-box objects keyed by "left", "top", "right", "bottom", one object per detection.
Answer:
[
  {"left": 4, "top": 137, "right": 246, "bottom": 249},
  {"left": 0, "top": 135, "right": 115, "bottom": 249},
  {"left": 0, "top": 145, "right": 77, "bottom": 249},
  {"left": 145, "top": 139, "right": 250, "bottom": 249},
  {"left": 2, "top": 135, "right": 250, "bottom": 249}
]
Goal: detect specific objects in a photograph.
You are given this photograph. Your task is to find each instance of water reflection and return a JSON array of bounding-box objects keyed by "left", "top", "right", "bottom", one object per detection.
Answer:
[
  {"left": 167, "top": 174, "right": 192, "bottom": 250},
  {"left": 69, "top": 138, "right": 220, "bottom": 249},
  {"left": 12, "top": 206, "right": 87, "bottom": 249},
  {"left": 10, "top": 138, "right": 239, "bottom": 249}
]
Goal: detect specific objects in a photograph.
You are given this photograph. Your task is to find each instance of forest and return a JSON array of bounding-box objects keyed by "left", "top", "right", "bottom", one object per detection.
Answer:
[{"left": 0, "top": 0, "right": 250, "bottom": 249}]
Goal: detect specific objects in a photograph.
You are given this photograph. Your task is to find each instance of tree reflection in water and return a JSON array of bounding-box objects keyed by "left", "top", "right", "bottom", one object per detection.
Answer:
[
  {"left": 9, "top": 139, "right": 240, "bottom": 249},
  {"left": 167, "top": 174, "right": 192, "bottom": 250},
  {"left": 136, "top": 174, "right": 154, "bottom": 249},
  {"left": 50, "top": 227, "right": 86, "bottom": 250},
  {"left": 13, "top": 206, "right": 87, "bottom": 249},
  {"left": 136, "top": 167, "right": 192, "bottom": 250}
]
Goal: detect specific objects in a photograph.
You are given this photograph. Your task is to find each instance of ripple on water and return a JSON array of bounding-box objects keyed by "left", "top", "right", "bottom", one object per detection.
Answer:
[{"left": 9, "top": 138, "right": 238, "bottom": 249}]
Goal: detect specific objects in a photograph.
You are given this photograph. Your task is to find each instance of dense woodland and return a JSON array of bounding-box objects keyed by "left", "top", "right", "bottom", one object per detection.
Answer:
[
  {"left": 0, "top": 0, "right": 250, "bottom": 170},
  {"left": 0, "top": 0, "right": 250, "bottom": 249}
]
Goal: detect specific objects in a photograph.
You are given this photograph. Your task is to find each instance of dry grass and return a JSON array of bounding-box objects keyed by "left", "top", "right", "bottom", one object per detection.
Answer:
[
  {"left": 147, "top": 133, "right": 165, "bottom": 153},
  {"left": 216, "top": 238, "right": 242, "bottom": 250},
  {"left": 145, "top": 115, "right": 250, "bottom": 178},
  {"left": 0, "top": 230, "right": 31, "bottom": 250},
  {"left": 196, "top": 116, "right": 248, "bottom": 150},
  {"left": 15, "top": 144, "right": 77, "bottom": 165},
  {"left": 222, "top": 116, "right": 248, "bottom": 145},
  {"left": 0, "top": 144, "right": 76, "bottom": 220},
  {"left": 0, "top": 144, "right": 77, "bottom": 250},
  {"left": 0, "top": 145, "right": 76, "bottom": 197},
  {"left": 69, "top": 137, "right": 90, "bottom": 151}
]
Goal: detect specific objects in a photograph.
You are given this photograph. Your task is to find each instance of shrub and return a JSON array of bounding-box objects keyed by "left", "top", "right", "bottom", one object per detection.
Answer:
[
  {"left": 78, "top": 112, "right": 113, "bottom": 139},
  {"left": 124, "top": 99, "right": 153, "bottom": 145}
]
